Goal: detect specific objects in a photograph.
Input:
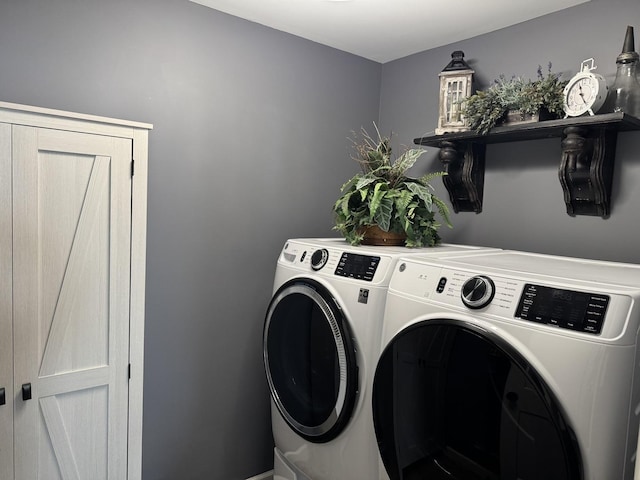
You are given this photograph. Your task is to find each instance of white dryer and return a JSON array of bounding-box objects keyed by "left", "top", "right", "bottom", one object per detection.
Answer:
[
  {"left": 373, "top": 250, "right": 640, "bottom": 480},
  {"left": 263, "top": 238, "right": 497, "bottom": 480}
]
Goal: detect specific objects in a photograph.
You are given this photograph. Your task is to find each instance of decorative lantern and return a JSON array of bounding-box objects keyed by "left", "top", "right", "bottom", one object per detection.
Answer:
[{"left": 436, "top": 51, "right": 474, "bottom": 135}]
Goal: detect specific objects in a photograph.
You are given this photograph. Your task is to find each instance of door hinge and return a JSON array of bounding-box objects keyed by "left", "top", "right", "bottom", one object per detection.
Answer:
[
  {"left": 131, "top": 159, "right": 135, "bottom": 177},
  {"left": 128, "top": 363, "right": 131, "bottom": 380}
]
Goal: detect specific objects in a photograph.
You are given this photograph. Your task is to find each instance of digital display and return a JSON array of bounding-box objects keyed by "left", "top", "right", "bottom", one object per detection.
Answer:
[
  {"left": 515, "top": 284, "right": 609, "bottom": 334},
  {"left": 334, "top": 253, "right": 380, "bottom": 281}
]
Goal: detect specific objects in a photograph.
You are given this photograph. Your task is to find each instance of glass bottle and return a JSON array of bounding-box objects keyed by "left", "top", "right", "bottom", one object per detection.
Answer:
[{"left": 602, "top": 26, "right": 640, "bottom": 118}]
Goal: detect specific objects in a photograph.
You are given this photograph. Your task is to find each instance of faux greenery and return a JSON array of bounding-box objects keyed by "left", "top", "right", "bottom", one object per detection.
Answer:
[
  {"left": 333, "top": 126, "right": 451, "bottom": 247},
  {"left": 462, "top": 63, "right": 567, "bottom": 135}
]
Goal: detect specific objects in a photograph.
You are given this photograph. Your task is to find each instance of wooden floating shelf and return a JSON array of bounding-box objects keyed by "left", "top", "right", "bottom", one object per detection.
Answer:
[{"left": 414, "top": 113, "right": 640, "bottom": 217}]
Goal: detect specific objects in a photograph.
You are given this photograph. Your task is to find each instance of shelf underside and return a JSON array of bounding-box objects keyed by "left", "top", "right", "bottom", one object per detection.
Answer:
[{"left": 415, "top": 113, "right": 640, "bottom": 147}]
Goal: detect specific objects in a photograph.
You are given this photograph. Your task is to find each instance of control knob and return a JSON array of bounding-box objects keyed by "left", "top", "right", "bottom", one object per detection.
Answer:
[
  {"left": 461, "top": 275, "right": 495, "bottom": 309},
  {"left": 310, "top": 249, "right": 329, "bottom": 271}
]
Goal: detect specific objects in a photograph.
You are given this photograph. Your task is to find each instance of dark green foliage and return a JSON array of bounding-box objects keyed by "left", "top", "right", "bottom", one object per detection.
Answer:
[
  {"left": 333, "top": 126, "right": 451, "bottom": 247},
  {"left": 462, "top": 64, "right": 567, "bottom": 135}
]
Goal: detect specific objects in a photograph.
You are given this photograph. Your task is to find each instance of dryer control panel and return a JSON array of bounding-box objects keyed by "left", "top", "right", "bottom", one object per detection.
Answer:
[{"left": 515, "top": 283, "right": 609, "bottom": 334}]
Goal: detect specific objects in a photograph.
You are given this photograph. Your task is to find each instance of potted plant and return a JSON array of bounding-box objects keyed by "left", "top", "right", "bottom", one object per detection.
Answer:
[
  {"left": 333, "top": 126, "right": 451, "bottom": 247},
  {"left": 462, "top": 64, "right": 567, "bottom": 135}
]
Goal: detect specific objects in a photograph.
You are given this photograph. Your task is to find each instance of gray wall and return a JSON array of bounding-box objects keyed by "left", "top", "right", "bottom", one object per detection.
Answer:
[
  {"left": 3, "top": 0, "right": 640, "bottom": 479},
  {"left": 380, "top": 0, "right": 640, "bottom": 263},
  {"left": 0, "top": 1, "right": 380, "bottom": 479}
]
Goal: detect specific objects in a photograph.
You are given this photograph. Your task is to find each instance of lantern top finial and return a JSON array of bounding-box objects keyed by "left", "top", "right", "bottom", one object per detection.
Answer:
[{"left": 441, "top": 50, "right": 472, "bottom": 72}]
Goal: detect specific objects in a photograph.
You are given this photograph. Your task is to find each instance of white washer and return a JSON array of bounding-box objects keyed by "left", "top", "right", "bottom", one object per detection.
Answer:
[
  {"left": 373, "top": 250, "right": 640, "bottom": 480},
  {"left": 263, "top": 238, "right": 497, "bottom": 480}
]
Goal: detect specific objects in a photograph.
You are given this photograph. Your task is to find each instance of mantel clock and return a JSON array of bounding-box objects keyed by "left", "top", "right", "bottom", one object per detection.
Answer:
[{"left": 563, "top": 58, "right": 608, "bottom": 117}]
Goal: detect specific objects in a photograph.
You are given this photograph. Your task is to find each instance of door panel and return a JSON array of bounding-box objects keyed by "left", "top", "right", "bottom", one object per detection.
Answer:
[
  {"left": 38, "top": 152, "right": 110, "bottom": 376},
  {"left": 0, "top": 123, "right": 13, "bottom": 480},
  {"left": 12, "top": 126, "right": 132, "bottom": 480},
  {"left": 39, "top": 387, "right": 109, "bottom": 480}
]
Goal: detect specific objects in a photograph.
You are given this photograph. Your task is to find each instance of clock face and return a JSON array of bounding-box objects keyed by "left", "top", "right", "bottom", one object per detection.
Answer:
[{"left": 563, "top": 74, "right": 606, "bottom": 117}]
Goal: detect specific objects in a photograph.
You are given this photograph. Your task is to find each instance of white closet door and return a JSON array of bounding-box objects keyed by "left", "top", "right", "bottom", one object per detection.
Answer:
[
  {"left": 12, "top": 126, "right": 132, "bottom": 480},
  {"left": 0, "top": 123, "right": 14, "bottom": 480}
]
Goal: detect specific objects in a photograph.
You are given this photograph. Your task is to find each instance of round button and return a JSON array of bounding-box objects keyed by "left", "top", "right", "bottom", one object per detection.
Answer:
[
  {"left": 310, "top": 249, "right": 329, "bottom": 271},
  {"left": 461, "top": 275, "right": 495, "bottom": 309}
]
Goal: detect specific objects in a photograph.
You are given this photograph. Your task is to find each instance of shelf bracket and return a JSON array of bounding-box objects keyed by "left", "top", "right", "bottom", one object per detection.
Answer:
[
  {"left": 437, "top": 140, "right": 485, "bottom": 213},
  {"left": 559, "top": 125, "right": 617, "bottom": 218},
  {"left": 416, "top": 113, "right": 639, "bottom": 217}
]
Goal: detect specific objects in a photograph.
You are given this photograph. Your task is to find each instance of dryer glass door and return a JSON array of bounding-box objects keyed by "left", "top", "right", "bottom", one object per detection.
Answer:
[
  {"left": 373, "top": 320, "right": 582, "bottom": 480},
  {"left": 264, "top": 278, "right": 358, "bottom": 443}
]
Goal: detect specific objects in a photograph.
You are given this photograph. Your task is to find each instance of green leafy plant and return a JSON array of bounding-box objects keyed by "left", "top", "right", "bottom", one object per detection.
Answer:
[
  {"left": 462, "top": 63, "right": 567, "bottom": 134},
  {"left": 333, "top": 125, "right": 451, "bottom": 247}
]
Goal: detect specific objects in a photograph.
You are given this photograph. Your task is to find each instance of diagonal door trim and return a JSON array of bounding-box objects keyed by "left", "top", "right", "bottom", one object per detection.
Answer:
[
  {"left": 39, "top": 155, "right": 110, "bottom": 377},
  {"left": 39, "top": 396, "right": 81, "bottom": 480}
]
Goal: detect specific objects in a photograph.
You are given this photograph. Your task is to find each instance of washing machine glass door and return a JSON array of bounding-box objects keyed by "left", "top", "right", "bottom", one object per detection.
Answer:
[
  {"left": 373, "top": 320, "right": 583, "bottom": 480},
  {"left": 264, "top": 278, "right": 358, "bottom": 443}
]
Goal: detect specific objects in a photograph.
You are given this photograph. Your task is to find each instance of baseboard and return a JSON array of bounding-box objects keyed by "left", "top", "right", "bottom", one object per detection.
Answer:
[{"left": 245, "top": 470, "right": 273, "bottom": 480}]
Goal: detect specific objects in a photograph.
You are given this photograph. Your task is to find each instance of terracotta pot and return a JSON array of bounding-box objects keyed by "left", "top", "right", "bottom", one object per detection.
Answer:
[{"left": 359, "top": 225, "right": 407, "bottom": 246}]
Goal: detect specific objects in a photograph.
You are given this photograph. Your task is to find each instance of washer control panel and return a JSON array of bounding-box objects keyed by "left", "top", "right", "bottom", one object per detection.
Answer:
[
  {"left": 389, "top": 260, "right": 634, "bottom": 339},
  {"left": 515, "top": 284, "right": 609, "bottom": 334},
  {"left": 334, "top": 252, "right": 380, "bottom": 282}
]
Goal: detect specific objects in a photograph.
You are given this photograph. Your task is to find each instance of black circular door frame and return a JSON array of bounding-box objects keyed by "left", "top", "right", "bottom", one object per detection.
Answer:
[{"left": 264, "top": 278, "right": 359, "bottom": 443}]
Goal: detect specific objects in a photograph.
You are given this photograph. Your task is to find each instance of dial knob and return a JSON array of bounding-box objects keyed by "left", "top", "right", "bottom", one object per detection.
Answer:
[
  {"left": 310, "top": 249, "right": 329, "bottom": 271},
  {"left": 461, "top": 275, "right": 495, "bottom": 309}
]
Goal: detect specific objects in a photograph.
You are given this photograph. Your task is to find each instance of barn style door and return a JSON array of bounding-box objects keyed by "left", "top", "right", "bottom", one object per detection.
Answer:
[{"left": 11, "top": 125, "right": 132, "bottom": 480}]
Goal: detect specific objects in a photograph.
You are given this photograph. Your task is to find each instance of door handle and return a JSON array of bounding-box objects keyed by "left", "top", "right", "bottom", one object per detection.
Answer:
[
  {"left": 0, "top": 387, "right": 5, "bottom": 405},
  {"left": 22, "top": 383, "right": 31, "bottom": 401}
]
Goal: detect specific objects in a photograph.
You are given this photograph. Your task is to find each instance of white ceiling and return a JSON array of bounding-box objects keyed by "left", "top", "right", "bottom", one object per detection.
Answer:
[{"left": 190, "top": 0, "right": 590, "bottom": 63}]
